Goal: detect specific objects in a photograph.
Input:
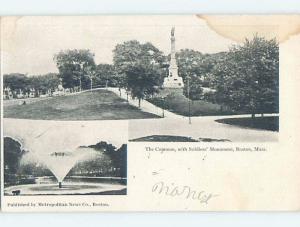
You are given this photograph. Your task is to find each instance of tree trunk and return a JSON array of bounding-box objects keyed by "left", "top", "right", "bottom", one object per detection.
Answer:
[
  {"left": 261, "top": 113, "right": 264, "bottom": 117},
  {"left": 251, "top": 113, "right": 255, "bottom": 119},
  {"left": 220, "top": 105, "right": 223, "bottom": 112},
  {"left": 138, "top": 98, "right": 141, "bottom": 108}
]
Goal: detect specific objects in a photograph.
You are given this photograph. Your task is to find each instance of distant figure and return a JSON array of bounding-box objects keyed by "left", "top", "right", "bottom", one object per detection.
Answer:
[
  {"left": 12, "top": 190, "right": 21, "bottom": 195},
  {"left": 22, "top": 101, "right": 26, "bottom": 105}
]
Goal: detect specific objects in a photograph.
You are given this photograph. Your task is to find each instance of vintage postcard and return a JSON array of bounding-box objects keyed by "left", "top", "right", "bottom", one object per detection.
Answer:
[{"left": 0, "top": 15, "right": 299, "bottom": 211}]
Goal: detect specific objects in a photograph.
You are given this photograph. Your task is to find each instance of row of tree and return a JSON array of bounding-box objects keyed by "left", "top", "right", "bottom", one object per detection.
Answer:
[
  {"left": 3, "top": 66, "right": 117, "bottom": 96},
  {"left": 71, "top": 142, "right": 127, "bottom": 178},
  {"left": 3, "top": 73, "right": 60, "bottom": 96}
]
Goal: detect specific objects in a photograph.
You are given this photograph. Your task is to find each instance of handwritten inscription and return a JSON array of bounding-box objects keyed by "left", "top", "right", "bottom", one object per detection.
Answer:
[{"left": 152, "top": 181, "right": 218, "bottom": 204}]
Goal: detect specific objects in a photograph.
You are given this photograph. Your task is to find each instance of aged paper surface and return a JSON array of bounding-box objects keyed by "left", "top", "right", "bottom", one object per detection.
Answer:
[{"left": 0, "top": 15, "right": 299, "bottom": 211}]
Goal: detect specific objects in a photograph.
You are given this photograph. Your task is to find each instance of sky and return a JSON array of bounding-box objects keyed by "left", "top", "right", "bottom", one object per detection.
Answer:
[{"left": 1, "top": 15, "right": 236, "bottom": 75}]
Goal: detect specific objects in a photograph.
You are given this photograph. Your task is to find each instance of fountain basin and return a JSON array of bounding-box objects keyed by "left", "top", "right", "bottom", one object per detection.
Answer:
[{"left": 4, "top": 182, "right": 126, "bottom": 195}]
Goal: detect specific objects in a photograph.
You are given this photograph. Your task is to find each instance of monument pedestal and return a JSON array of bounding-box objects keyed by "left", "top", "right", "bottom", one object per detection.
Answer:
[
  {"left": 163, "top": 76, "right": 184, "bottom": 89},
  {"left": 160, "top": 87, "right": 184, "bottom": 97}
]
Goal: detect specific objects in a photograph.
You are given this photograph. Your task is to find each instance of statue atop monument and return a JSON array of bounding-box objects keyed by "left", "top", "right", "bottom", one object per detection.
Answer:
[
  {"left": 163, "top": 27, "right": 184, "bottom": 88},
  {"left": 171, "top": 27, "right": 175, "bottom": 36}
]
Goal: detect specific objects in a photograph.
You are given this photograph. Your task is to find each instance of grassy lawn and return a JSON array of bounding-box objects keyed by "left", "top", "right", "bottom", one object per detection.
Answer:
[
  {"left": 4, "top": 90, "right": 160, "bottom": 120},
  {"left": 215, "top": 116, "right": 279, "bottom": 131},
  {"left": 130, "top": 135, "right": 231, "bottom": 142},
  {"left": 147, "top": 88, "right": 232, "bottom": 116}
]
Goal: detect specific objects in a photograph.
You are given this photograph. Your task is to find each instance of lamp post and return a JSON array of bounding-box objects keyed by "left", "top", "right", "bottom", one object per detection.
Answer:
[
  {"left": 86, "top": 66, "right": 94, "bottom": 92},
  {"left": 79, "top": 62, "right": 85, "bottom": 92},
  {"left": 90, "top": 75, "right": 93, "bottom": 91},
  {"left": 187, "top": 75, "right": 191, "bottom": 124},
  {"left": 162, "top": 96, "right": 165, "bottom": 118}
]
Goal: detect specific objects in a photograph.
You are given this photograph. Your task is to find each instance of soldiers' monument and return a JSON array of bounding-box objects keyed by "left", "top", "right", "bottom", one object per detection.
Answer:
[{"left": 163, "top": 27, "right": 184, "bottom": 88}]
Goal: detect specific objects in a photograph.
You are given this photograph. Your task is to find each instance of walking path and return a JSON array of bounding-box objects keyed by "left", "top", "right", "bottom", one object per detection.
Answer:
[
  {"left": 103, "top": 87, "right": 278, "bottom": 120},
  {"left": 99, "top": 87, "right": 278, "bottom": 142},
  {"left": 128, "top": 115, "right": 278, "bottom": 142},
  {"left": 101, "top": 87, "right": 182, "bottom": 119}
]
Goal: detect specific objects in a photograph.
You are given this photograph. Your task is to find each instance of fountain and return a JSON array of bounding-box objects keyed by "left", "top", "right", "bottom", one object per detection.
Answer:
[
  {"left": 34, "top": 148, "right": 97, "bottom": 188},
  {"left": 32, "top": 136, "right": 96, "bottom": 190},
  {"left": 48, "top": 151, "right": 82, "bottom": 188}
]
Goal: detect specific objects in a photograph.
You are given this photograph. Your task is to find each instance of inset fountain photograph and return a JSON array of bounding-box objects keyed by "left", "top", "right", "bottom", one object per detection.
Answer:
[{"left": 3, "top": 120, "right": 127, "bottom": 196}]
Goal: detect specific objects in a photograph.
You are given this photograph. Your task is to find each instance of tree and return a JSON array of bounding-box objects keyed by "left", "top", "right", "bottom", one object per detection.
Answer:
[
  {"left": 93, "top": 64, "right": 117, "bottom": 88},
  {"left": 113, "top": 40, "right": 166, "bottom": 106},
  {"left": 91, "top": 142, "right": 127, "bottom": 178},
  {"left": 29, "top": 73, "right": 60, "bottom": 94},
  {"left": 176, "top": 49, "right": 220, "bottom": 101},
  {"left": 54, "top": 49, "right": 96, "bottom": 89},
  {"left": 3, "top": 74, "right": 29, "bottom": 96},
  {"left": 207, "top": 52, "right": 233, "bottom": 109},
  {"left": 124, "top": 62, "right": 162, "bottom": 107},
  {"left": 4, "top": 137, "right": 25, "bottom": 175},
  {"left": 115, "top": 144, "right": 127, "bottom": 178},
  {"left": 176, "top": 49, "right": 204, "bottom": 82},
  {"left": 71, "top": 142, "right": 127, "bottom": 178},
  {"left": 183, "top": 75, "right": 203, "bottom": 101},
  {"left": 212, "top": 36, "right": 279, "bottom": 116}
]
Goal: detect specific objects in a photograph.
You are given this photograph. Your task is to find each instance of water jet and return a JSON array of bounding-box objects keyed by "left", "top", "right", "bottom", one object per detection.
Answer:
[{"left": 46, "top": 150, "right": 93, "bottom": 188}]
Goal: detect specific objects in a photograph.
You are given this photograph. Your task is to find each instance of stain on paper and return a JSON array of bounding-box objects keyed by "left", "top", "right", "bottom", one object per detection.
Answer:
[{"left": 198, "top": 15, "right": 300, "bottom": 43}]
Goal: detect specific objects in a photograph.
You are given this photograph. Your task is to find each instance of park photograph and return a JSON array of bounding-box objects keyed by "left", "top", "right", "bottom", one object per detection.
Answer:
[
  {"left": 1, "top": 15, "right": 279, "bottom": 194},
  {"left": 3, "top": 120, "right": 128, "bottom": 196},
  {"left": 2, "top": 16, "right": 279, "bottom": 142}
]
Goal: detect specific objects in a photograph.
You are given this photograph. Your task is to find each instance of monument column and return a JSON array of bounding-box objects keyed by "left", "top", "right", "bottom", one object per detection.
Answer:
[
  {"left": 163, "top": 27, "right": 184, "bottom": 88},
  {"left": 171, "top": 29, "right": 176, "bottom": 56}
]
